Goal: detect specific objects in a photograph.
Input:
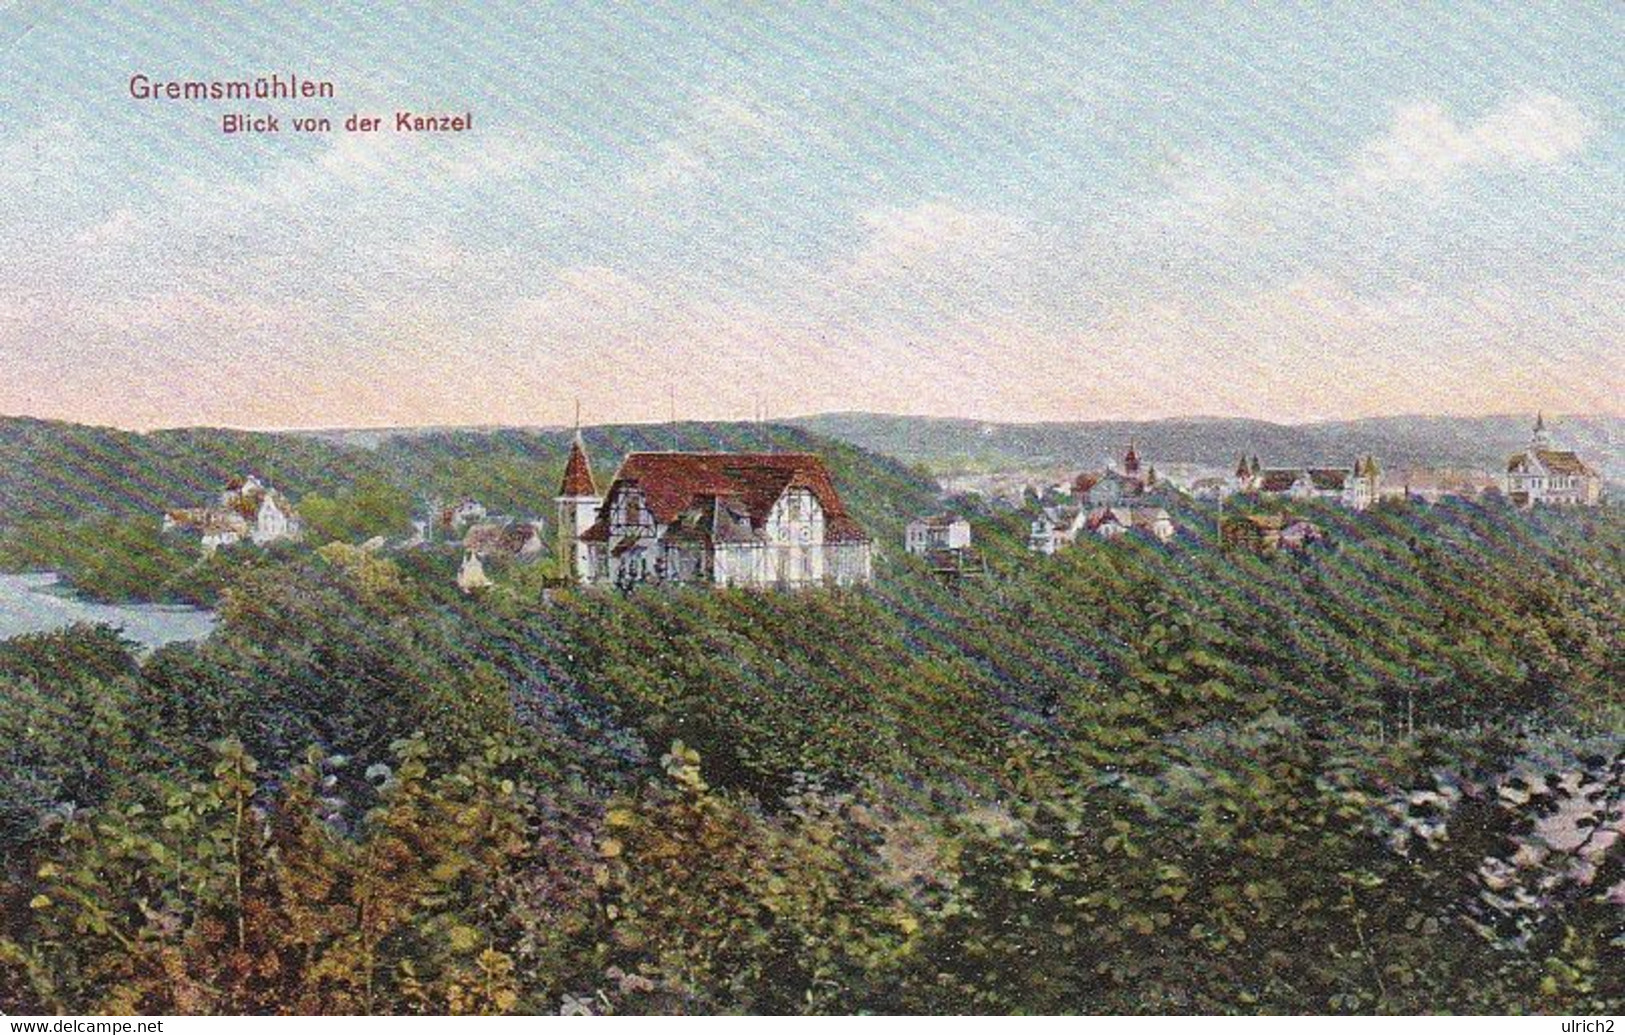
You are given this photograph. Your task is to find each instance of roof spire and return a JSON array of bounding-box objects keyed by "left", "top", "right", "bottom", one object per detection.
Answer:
[
  {"left": 1532, "top": 411, "right": 1551, "bottom": 448},
  {"left": 559, "top": 411, "right": 597, "bottom": 498}
]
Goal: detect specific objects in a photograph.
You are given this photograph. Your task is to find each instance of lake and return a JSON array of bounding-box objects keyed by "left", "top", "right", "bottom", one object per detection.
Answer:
[{"left": 0, "top": 572, "right": 217, "bottom": 650}]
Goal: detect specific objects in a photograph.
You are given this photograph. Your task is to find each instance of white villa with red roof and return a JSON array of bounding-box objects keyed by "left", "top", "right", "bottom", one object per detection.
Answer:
[
  {"left": 555, "top": 439, "right": 873, "bottom": 588},
  {"left": 1505, "top": 414, "right": 1602, "bottom": 508}
]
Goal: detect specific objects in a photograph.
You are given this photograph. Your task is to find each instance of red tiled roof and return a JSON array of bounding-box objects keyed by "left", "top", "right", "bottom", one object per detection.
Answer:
[
  {"left": 1533, "top": 450, "right": 1594, "bottom": 476},
  {"left": 1258, "top": 470, "right": 1301, "bottom": 493},
  {"left": 559, "top": 435, "right": 598, "bottom": 497},
  {"left": 594, "top": 452, "right": 869, "bottom": 544}
]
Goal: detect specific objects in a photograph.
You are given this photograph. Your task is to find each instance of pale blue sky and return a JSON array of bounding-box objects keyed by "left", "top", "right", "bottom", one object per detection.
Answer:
[{"left": 0, "top": 2, "right": 1619, "bottom": 428}]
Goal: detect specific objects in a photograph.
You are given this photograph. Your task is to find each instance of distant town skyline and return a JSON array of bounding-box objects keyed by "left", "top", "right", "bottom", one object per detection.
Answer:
[{"left": 1, "top": 2, "right": 1620, "bottom": 430}]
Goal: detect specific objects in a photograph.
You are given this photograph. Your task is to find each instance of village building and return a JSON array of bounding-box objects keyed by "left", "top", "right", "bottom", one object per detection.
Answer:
[
  {"left": 1231, "top": 456, "right": 1382, "bottom": 511},
  {"left": 563, "top": 446, "right": 873, "bottom": 589},
  {"left": 163, "top": 474, "right": 302, "bottom": 553},
  {"left": 463, "top": 520, "right": 546, "bottom": 561},
  {"left": 1028, "top": 504, "right": 1087, "bottom": 555},
  {"left": 1085, "top": 506, "right": 1177, "bottom": 543},
  {"left": 1221, "top": 514, "right": 1326, "bottom": 554},
  {"left": 1504, "top": 414, "right": 1602, "bottom": 508},
  {"left": 905, "top": 513, "right": 972, "bottom": 555},
  {"left": 1030, "top": 478, "right": 1179, "bottom": 551},
  {"left": 554, "top": 432, "right": 602, "bottom": 583},
  {"left": 1377, "top": 468, "right": 1499, "bottom": 504},
  {"left": 1070, "top": 443, "right": 1160, "bottom": 507},
  {"left": 456, "top": 550, "right": 493, "bottom": 594},
  {"left": 905, "top": 513, "right": 985, "bottom": 582},
  {"left": 430, "top": 498, "right": 488, "bottom": 540},
  {"left": 162, "top": 509, "right": 250, "bottom": 553}
]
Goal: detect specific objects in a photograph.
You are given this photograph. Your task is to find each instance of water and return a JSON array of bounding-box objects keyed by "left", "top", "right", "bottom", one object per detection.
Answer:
[{"left": 0, "top": 572, "right": 217, "bottom": 650}]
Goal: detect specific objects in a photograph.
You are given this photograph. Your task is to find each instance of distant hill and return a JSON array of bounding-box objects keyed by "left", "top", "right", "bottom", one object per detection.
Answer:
[
  {"left": 787, "top": 412, "right": 1622, "bottom": 479},
  {"left": 0, "top": 417, "right": 940, "bottom": 544},
  {"left": 0, "top": 416, "right": 382, "bottom": 529}
]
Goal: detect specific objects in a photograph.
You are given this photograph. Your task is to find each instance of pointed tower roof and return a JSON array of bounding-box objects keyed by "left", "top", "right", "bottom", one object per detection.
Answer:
[
  {"left": 1531, "top": 412, "right": 1552, "bottom": 448},
  {"left": 1236, "top": 454, "right": 1251, "bottom": 478},
  {"left": 1123, "top": 440, "right": 1140, "bottom": 475},
  {"left": 559, "top": 432, "right": 598, "bottom": 498}
]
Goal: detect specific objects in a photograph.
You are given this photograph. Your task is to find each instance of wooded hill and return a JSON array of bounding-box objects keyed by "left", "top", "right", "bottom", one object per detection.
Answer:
[
  {"left": 0, "top": 416, "right": 941, "bottom": 545},
  {"left": 1, "top": 487, "right": 1619, "bottom": 1014},
  {"left": 789, "top": 411, "right": 1623, "bottom": 477}
]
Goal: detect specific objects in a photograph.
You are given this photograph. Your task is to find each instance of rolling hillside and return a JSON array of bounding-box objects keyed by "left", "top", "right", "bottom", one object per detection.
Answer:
[
  {"left": 788, "top": 412, "right": 1622, "bottom": 478},
  {"left": 0, "top": 416, "right": 941, "bottom": 545}
]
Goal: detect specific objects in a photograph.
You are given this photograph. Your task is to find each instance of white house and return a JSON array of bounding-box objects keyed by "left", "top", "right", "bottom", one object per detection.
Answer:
[
  {"left": 555, "top": 432, "right": 602, "bottom": 583},
  {"left": 1029, "top": 505, "right": 1087, "bottom": 554},
  {"left": 1505, "top": 415, "right": 1602, "bottom": 508},
  {"left": 246, "top": 485, "right": 300, "bottom": 544},
  {"left": 456, "top": 550, "right": 493, "bottom": 594},
  {"left": 571, "top": 450, "right": 873, "bottom": 589},
  {"left": 905, "top": 513, "right": 972, "bottom": 555},
  {"left": 164, "top": 474, "right": 303, "bottom": 553}
]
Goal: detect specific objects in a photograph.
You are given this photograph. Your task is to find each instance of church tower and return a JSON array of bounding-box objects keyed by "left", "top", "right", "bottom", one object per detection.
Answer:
[
  {"left": 556, "top": 431, "right": 601, "bottom": 583},
  {"left": 1530, "top": 412, "right": 1552, "bottom": 450}
]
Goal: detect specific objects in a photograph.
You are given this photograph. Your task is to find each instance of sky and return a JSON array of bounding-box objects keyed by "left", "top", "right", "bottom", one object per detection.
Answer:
[{"left": 0, "top": 2, "right": 1620, "bottom": 430}]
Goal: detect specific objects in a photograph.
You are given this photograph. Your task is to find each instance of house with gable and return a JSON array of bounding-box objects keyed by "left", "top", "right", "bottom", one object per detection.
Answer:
[
  {"left": 1085, "top": 505, "right": 1177, "bottom": 543},
  {"left": 163, "top": 474, "right": 303, "bottom": 553},
  {"left": 1070, "top": 442, "right": 1160, "bottom": 507},
  {"left": 1232, "top": 455, "right": 1382, "bottom": 511},
  {"left": 1504, "top": 414, "right": 1602, "bottom": 508},
  {"left": 1028, "top": 504, "right": 1087, "bottom": 554},
  {"left": 905, "top": 513, "right": 972, "bottom": 555},
  {"left": 565, "top": 446, "right": 873, "bottom": 589},
  {"left": 905, "top": 513, "right": 985, "bottom": 581}
]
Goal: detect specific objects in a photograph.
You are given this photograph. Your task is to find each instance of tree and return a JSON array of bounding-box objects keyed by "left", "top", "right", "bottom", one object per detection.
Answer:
[{"left": 299, "top": 475, "right": 413, "bottom": 546}]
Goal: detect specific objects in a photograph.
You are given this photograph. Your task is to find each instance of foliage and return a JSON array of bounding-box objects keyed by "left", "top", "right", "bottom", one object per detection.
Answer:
[
  {"left": 0, "top": 436, "right": 1619, "bottom": 1015},
  {"left": 300, "top": 475, "right": 415, "bottom": 547},
  {"left": 0, "top": 516, "right": 245, "bottom": 605}
]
